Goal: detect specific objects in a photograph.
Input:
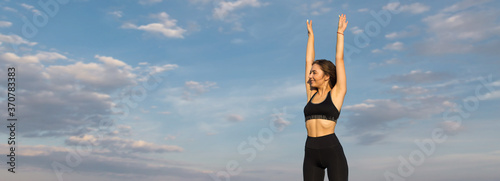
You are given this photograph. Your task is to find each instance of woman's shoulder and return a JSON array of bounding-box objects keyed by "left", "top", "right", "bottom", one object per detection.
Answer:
[{"left": 307, "top": 89, "right": 318, "bottom": 102}]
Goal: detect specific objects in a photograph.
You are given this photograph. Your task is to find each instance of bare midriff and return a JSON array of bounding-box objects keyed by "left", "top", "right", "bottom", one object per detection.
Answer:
[{"left": 306, "top": 118, "right": 336, "bottom": 137}]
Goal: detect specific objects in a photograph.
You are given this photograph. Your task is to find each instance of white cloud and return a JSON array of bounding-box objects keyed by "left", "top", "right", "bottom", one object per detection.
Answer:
[
  {"left": 186, "top": 21, "right": 201, "bottom": 33},
  {"left": 369, "top": 58, "right": 401, "bottom": 69},
  {"left": 381, "top": 70, "right": 452, "bottom": 84},
  {"left": 382, "top": 2, "right": 399, "bottom": 12},
  {"left": 439, "top": 120, "right": 465, "bottom": 135},
  {"left": 356, "top": 133, "right": 386, "bottom": 145},
  {"left": 3, "top": 6, "right": 17, "bottom": 12},
  {"left": 148, "top": 64, "right": 179, "bottom": 74},
  {"left": 385, "top": 32, "right": 398, "bottom": 39},
  {"left": 442, "top": 0, "right": 491, "bottom": 12},
  {"left": 185, "top": 81, "right": 217, "bottom": 93},
  {"left": 385, "top": 32, "right": 404, "bottom": 39},
  {"left": 138, "top": 0, "right": 162, "bottom": 5},
  {"left": 410, "top": 151, "right": 500, "bottom": 181},
  {"left": 46, "top": 56, "right": 137, "bottom": 89},
  {"left": 0, "top": 51, "right": 67, "bottom": 64},
  {"left": 344, "top": 103, "right": 375, "bottom": 110},
  {"left": 0, "top": 54, "right": 116, "bottom": 135},
  {"left": 309, "top": 1, "right": 331, "bottom": 16},
  {"left": 0, "top": 52, "right": 38, "bottom": 63},
  {"left": 123, "top": 12, "right": 187, "bottom": 39},
  {"left": 231, "top": 21, "right": 244, "bottom": 31},
  {"left": 310, "top": 1, "right": 323, "bottom": 9},
  {"left": 231, "top": 38, "right": 245, "bottom": 44},
  {"left": 164, "top": 135, "right": 177, "bottom": 140},
  {"left": 423, "top": 13, "right": 494, "bottom": 41},
  {"left": 300, "top": 1, "right": 332, "bottom": 16},
  {"left": 271, "top": 112, "right": 291, "bottom": 131},
  {"left": 198, "top": 121, "right": 219, "bottom": 135},
  {"left": 341, "top": 3, "right": 348, "bottom": 10},
  {"left": 0, "top": 33, "right": 37, "bottom": 46},
  {"left": 385, "top": 26, "right": 419, "bottom": 39},
  {"left": 342, "top": 68, "right": 476, "bottom": 145},
  {"left": 489, "top": 80, "right": 500, "bottom": 87},
  {"left": 183, "top": 81, "right": 217, "bottom": 100},
  {"left": 95, "top": 54, "right": 128, "bottom": 67},
  {"left": 35, "top": 51, "right": 67, "bottom": 61},
  {"left": 121, "top": 22, "right": 136, "bottom": 29},
  {"left": 383, "top": 41, "right": 404, "bottom": 51},
  {"left": 0, "top": 144, "right": 67, "bottom": 157},
  {"left": 159, "top": 111, "right": 171, "bottom": 114},
  {"left": 0, "top": 21, "right": 12, "bottom": 27},
  {"left": 416, "top": 0, "right": 500, "bottom": 55},
  {"left": 400, "top": 2, "right": 430, "bottom": 14},
  {"left": 344, "top": 96, "right": 453, "bottom": 144},
  {"left": 108, "top": 10, "right": 123, "bottom": 18},
  {"left": 189, "top": 0, "right": 212, "bottom": 4},
  {"left": 213, "top": 0, "right": 265, "bottom": 20},
  {"left": 0, "top": 144, "right": 208, "bottom": 180},
  {"left": 66, "top": 134, "right": 183, "bottom": 153},
  {"left": 477, "top": 80, "right": 500, "bottom": 100},
  {"left": 477, "top": 90, "right": 500, "bottom": 100},
  {"left": 226, "top": 114, "right": 244, "bottom": 122},
  {"left": 350, "top": 26, "right": 363, "bottom": 35},
  {"left": 371, "top": 49, "right": 382, "bottom": 53},
  {"left": 211, "top": 0, "right": 268, "bottom": 32},
  {"left": 0, "top": 51, "right": 177, "bottom": 137},
  {"left": 106, "top": 124, "right": 133, "bottom": 136},
  {"left": 270, "top": 108, "right": 296, "bottom": 133},
  {"left": 383, "top": 2, "right": 430, "bottom": 14},
  {"left": 21, "top": 3, "right": 35, "bottom": 10},
  {"left": 357, "top": 8, "right": 369, "bottom": 12},
  {"left": 390, "top": 85, "right": 429, "bottom": 95}
]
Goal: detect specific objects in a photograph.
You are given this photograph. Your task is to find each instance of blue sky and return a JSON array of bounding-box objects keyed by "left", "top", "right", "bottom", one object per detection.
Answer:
[{"left": 0, "top": 0, "right": 499, "bottom": 180}]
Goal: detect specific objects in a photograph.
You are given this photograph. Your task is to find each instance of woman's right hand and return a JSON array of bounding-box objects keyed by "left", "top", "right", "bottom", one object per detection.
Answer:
[{"left": 307, "top": 19, "right": 313, "bottom": 35}]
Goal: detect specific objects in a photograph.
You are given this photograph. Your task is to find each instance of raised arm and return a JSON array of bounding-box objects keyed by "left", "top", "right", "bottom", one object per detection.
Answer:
[
  {"left": 334, "top": 14, "right": 348, "bottom": 97},
  {"left": 305, "top": 20, "right": 316, "bottom": 100}
]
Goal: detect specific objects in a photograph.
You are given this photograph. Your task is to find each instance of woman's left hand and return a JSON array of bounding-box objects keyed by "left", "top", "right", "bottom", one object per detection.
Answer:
[{"left": 337, "top": 14, "right": 348, "bottom": 33}]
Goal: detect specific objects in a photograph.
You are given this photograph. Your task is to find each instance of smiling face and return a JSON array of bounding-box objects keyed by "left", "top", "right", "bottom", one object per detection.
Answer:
[{"left": 308, "top": 63, "right": 330, "bottom": 88}]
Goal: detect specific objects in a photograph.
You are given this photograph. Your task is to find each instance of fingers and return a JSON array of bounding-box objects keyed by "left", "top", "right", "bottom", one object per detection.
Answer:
[
  {"left": 338, "top": 14, "right": 347, "bottom": 23},
  {"left": 338, "top": 14, "right": 346, "bottom": 20}
]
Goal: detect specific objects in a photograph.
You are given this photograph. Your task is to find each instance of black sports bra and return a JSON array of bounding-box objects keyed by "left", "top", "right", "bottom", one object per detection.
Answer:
[{"left": 303, "top": 90, "right": 340, "bottom": 122}]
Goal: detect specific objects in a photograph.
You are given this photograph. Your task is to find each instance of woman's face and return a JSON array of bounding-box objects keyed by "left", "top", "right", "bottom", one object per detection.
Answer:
[{"left": 308, "top": 64, "right": 329, "bottom": 88}]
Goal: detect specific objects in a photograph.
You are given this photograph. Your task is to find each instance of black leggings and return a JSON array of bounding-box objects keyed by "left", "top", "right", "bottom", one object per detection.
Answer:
[{"left": 303, "top": 133, "right": 348, "bottom": 181}]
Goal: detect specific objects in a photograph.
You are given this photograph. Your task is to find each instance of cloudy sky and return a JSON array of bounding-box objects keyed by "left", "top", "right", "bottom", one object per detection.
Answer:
[{"left": 0, "top": 0, "right": 499, "bottom": 180}]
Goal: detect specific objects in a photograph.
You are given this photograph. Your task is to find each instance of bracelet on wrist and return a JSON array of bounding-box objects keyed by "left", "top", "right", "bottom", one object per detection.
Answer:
[{"left": 337, "top": 32, "right": 344, "bottom": 35}]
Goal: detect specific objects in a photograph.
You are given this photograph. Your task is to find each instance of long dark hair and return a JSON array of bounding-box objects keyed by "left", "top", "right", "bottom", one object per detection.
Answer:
[{"left": 313, "top": 59, "right": 337, "bottom": 89}]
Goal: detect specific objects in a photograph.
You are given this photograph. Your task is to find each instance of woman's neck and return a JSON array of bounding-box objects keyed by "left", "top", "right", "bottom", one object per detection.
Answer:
[{"left": 316, "top": 85, "right": 331, "bottom": 96}]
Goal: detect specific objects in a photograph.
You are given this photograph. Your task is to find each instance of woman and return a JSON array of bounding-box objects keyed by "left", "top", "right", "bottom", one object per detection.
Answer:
[{"left": 303, "top": 14, "right": 348, "bottom": 181}]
